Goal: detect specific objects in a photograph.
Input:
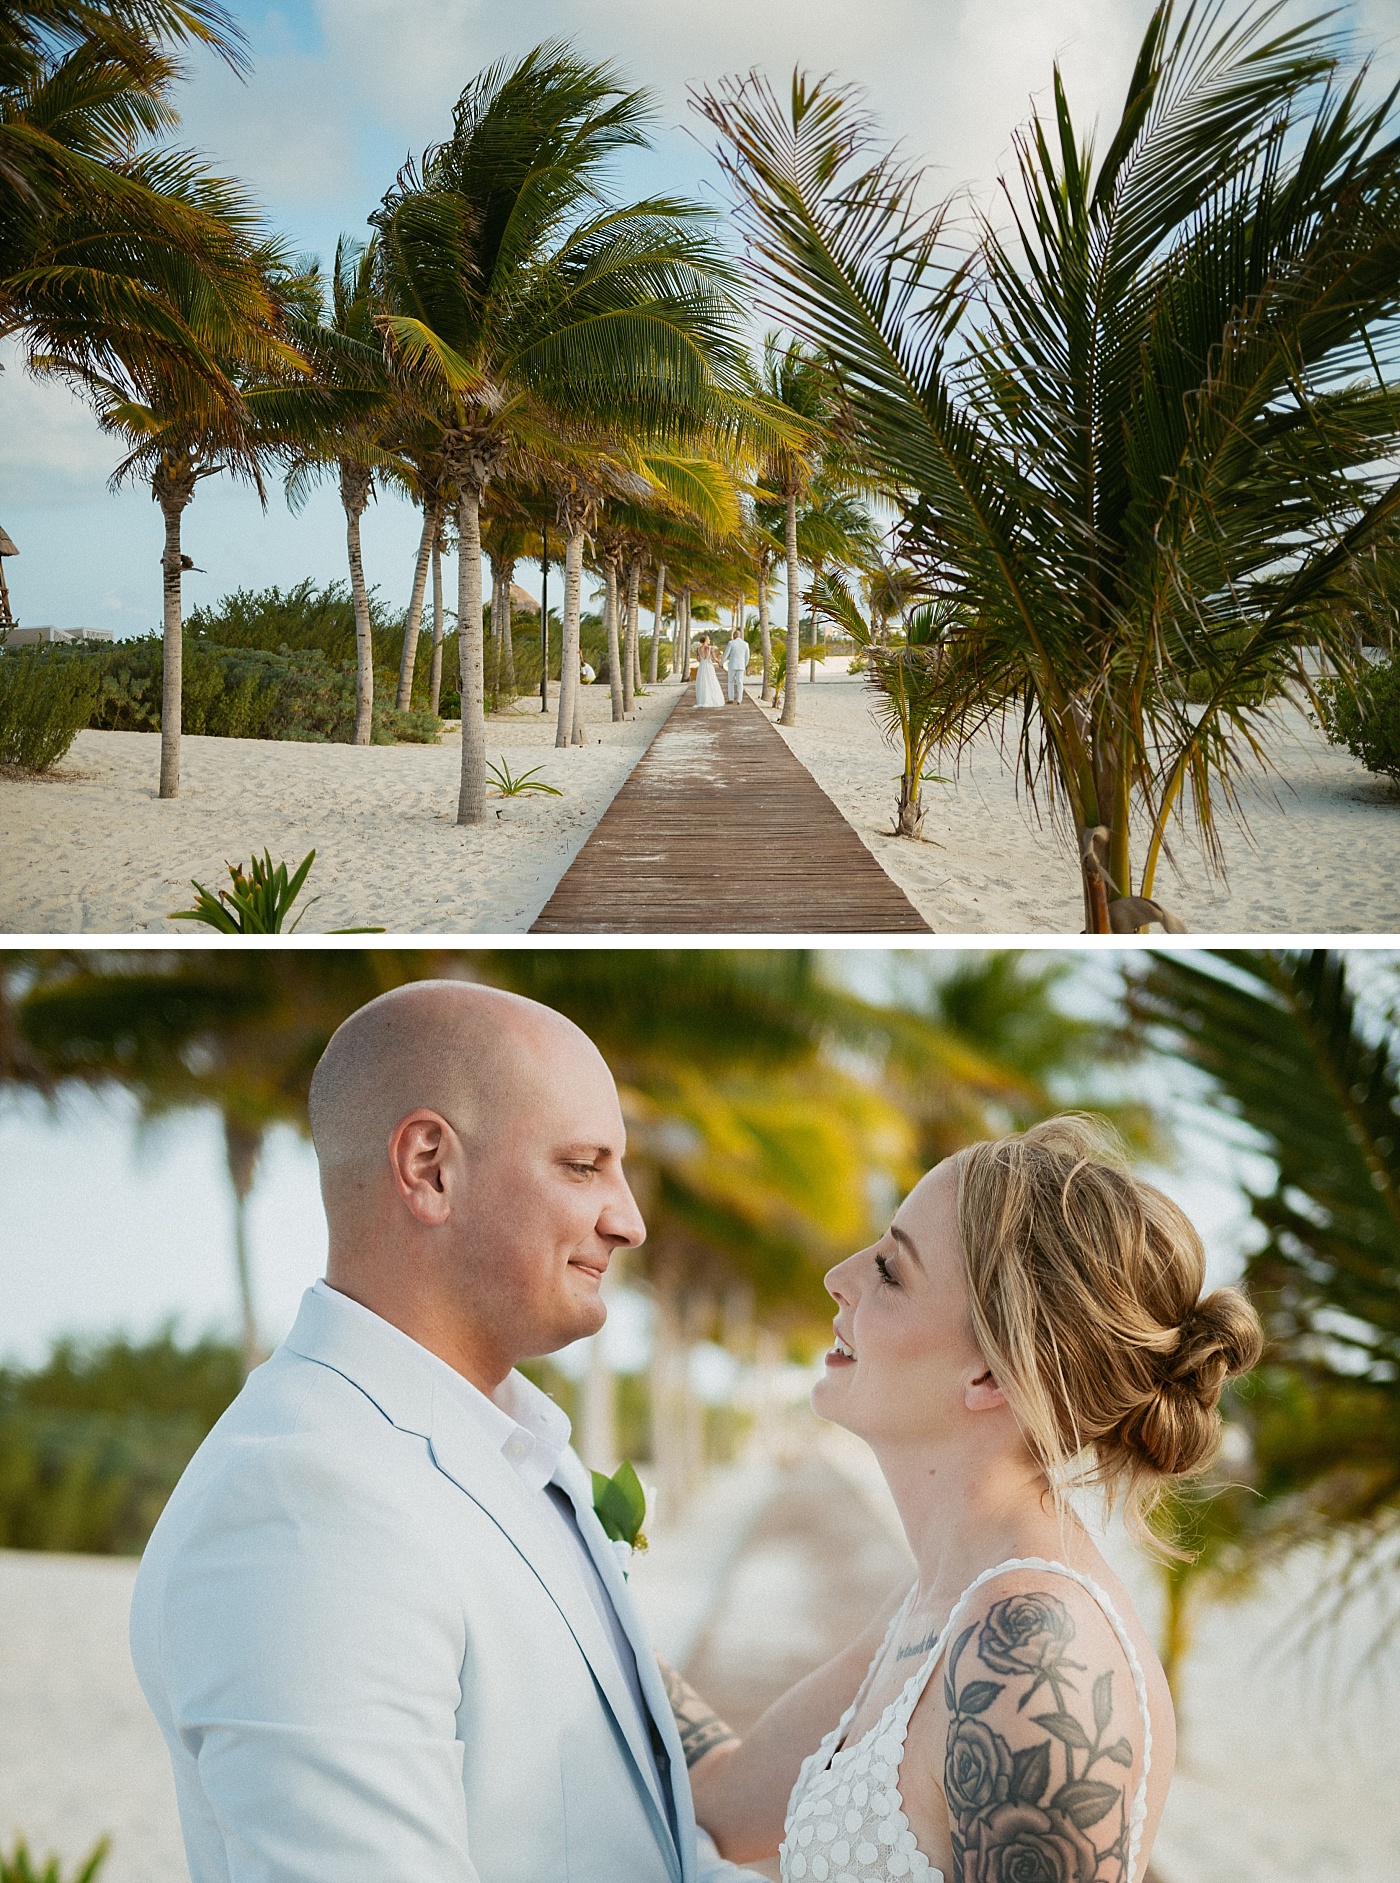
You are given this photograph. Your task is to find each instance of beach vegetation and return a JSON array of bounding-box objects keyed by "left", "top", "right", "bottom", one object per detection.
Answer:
[
  {"left": 699, "top": 0, "right": 1400, "bottom": 930},
  {"left": 1129, "top": 949, "right": 1400, "bottom": 1691},
  {"left": 0, "top": 1326, "right": 240, "bottom": 1554},
  {"left": 486, "top": 757, "right": 562, "bottom": 797},
  {"left": 171, "top": 848, "right": 386, "bottom": 935},
  {"left": 0, "top": 645, "right": 100, "bottom": 770},
  {"left": 1317, "top": 650, "right": 1400, "bottom": 786},
  {"left": 0, "top": 1837, "right": 109, "bottom": 1883}
]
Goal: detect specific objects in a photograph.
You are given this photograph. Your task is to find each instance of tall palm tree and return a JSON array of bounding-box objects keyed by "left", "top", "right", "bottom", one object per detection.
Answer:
[
  {"left": 754, "top": 334, "right": 837, "bottom": 725},
  {"left": 2, "top": 5, "right": 274, "bottom": 448},
  {"left": 284, "top": 237, "right": 404, "bottom": 744},
  {"left": 698, "top": 2, "right": 1400, "bottom": 929},
  {"left": 45, "top": 190, "right": 301, "bottom": 796},
  {"left": 372, "top": 42, "right": 748, "bottom": 824}
]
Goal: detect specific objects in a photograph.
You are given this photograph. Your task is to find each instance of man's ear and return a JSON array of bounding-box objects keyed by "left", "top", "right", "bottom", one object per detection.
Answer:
[
  {"left": 965, "top": 1364, "right": 1008, "bottom": 1413},
  {"left": 388, "top": 1110, "right": 456, "bottom": 1227}
]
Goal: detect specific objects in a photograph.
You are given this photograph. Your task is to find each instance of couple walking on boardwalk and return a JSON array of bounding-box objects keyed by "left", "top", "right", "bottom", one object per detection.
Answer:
[
  {"left": 694, "top": 625, "right": 750, "bottom": 707},
  {"left": 131, "top": 981, "right": 1262, "bottom": 1883}
]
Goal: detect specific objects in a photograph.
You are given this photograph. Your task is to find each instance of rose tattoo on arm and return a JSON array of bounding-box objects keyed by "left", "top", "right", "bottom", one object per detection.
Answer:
[{"left": 944, "top": 1592, "right": 1136, "bottom": 1883}]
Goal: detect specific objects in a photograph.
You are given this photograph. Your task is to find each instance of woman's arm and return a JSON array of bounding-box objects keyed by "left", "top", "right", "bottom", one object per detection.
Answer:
[{"left": 660, "top": 1579, "right": 909, "bottom": 1863}]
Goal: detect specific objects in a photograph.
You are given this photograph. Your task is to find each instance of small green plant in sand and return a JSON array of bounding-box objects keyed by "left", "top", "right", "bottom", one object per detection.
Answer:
[
  {"left": 1, "top": 1836, "right": 110, "bottom": 1883},
  {"left": 170, "top": 850, "right": 383, "bottom": 934},
  {"left": 0, "top": 649, "right": 99, "bottom": 771},
  {"left": 487, "top": 757, "right": 562, "bottom": 797}
]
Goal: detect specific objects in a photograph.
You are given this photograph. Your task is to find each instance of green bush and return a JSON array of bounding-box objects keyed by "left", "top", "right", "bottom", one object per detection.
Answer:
[
  {"left": 1318, "top": 652, "right": 1400, "bottom": 783},
  {"left": 0, "top": 648, "right": 100, "bottom": 770},
  {"left": 0, "top": 1328, "right": 242, "bottom": 1555},
  {"left": 52, "top": 636, "right": 439, "bottom": 745}
]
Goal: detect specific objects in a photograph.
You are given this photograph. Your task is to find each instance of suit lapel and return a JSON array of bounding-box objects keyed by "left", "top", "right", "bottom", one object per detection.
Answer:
[
  {"left": 425, "top": 1407, "right": 681, "bottom": 1881},
  {"left": 552, "top": 1453, "right": 696, "bottom": 1883}
]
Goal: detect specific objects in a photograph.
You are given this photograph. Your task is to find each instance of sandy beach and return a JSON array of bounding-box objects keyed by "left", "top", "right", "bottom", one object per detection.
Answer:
[
  {"left": 4, "top": 663, "right": 1397, "bottom": 934},
  {"left": 0, "top": 686, "right": 676, "bottom": 935},
  {"left": 775, "top": 664, "right": 1400, "bottom": 934}
]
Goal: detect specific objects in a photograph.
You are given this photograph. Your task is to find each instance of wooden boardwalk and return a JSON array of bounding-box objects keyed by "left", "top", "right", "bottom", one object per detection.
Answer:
[{"left": 531, "top": 690, "right": 930, "bottom": 933}]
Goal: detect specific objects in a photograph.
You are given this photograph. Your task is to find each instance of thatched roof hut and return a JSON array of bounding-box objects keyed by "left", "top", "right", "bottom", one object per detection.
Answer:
[{"left": 0, "top": 527, "right": 18, "bottom": 557}]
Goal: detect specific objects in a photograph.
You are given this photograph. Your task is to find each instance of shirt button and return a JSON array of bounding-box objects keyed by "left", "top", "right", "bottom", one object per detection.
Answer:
[{"left": 504, "top": 1433, "right": 530, "bottom": 1462}]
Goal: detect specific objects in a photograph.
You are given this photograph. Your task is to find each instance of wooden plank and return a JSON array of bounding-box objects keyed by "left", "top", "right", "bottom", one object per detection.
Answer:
[{"left": 531, "top": 691, "right": 930, "bottom": 934}]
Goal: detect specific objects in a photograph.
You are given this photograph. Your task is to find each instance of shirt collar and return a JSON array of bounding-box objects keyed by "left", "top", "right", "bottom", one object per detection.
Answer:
[{"left": 311, "top": 1280, "right": 571, "bottom": 1494}]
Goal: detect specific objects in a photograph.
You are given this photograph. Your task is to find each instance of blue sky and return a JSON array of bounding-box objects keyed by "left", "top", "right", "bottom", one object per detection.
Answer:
[{"left": 2, "top": 0, "right": 1395, "bottom": 636}]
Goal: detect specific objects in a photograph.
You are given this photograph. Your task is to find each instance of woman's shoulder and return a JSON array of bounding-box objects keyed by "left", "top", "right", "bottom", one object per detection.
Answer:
[{"left": 928, "top": 1561, "right": 1156, "bottom": 1881}]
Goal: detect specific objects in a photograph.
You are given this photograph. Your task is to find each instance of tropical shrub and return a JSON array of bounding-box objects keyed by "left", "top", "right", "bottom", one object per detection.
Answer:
[
  {"left": 0, "top": 1329, "right": 241, "bottom": 1555},
  {"left": 1317, "top": 652, "right": 1400, "bottom": 783},
  {"left": 49, "top": 638, "right": 439, "bottom": 744},
  {"left": 0, "top": 649, "right": 100, "bottom": 771}
]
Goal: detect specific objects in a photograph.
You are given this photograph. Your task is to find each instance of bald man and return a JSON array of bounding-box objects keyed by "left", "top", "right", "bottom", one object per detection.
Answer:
[{"left": 130, "top": 982, "right": 759, "bottom": 1883}]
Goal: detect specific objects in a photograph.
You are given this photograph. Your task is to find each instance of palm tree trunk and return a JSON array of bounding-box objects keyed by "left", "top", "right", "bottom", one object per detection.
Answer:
[
  {"left": 631, "top": 565, "right": 644, "bottom": 697},
  {"left": 340, "top": 460, "right": 375, "bottom": 746},
  {"left": 649, "top": 562, "right": 665, "bottom": 684},
  {"left": 429, "top": 538, "right": 445, "bottom": 717},
  {"left": 758, "top": 558, "right": 773, "bottom": 702},
  {"left": 500, "top": 557, "right": 516, "bottom": 687},
  {"left": 223, "top": 1115, "right": 264, "bottom": 1378},
  {"left": 152, "top": 458, "right": 197, "bottom": 800},
  {"left": 681, "top": 589, "right": 692, "bottom": 681},
  {"left": 781, "top": 487, "right": 800, "bottom": 726},
  {"left": 396, "top": 499, "right": 439, "bottom": 711},
  {"left": 555, "top": 524, "right": 585, "bottom": 749},
  {"left": 605, "top": 558, "right": 624, "bottom": 722},
  {"left": 488, "top": 553, "right": 504, "bottom": 701},
  {"left": 456, "top": 485, "right": 488, "bottom": 825},
  {"left": 623, "top": 557, "right": 640, "bottom": 713}
]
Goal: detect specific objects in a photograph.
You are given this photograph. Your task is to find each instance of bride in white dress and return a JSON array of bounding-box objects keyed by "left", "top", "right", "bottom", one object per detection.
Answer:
[
  {"left": 693, "top": 634, "right": 725, "bottom": 709},
  {"left": 666, "top": 1117, "right": 1262, "bottom": 1883}
]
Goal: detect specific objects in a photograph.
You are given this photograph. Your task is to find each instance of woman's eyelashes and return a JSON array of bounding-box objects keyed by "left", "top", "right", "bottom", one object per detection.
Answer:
[{"left": 875, "top": 1251, "right": 898, "bottom": 1287}]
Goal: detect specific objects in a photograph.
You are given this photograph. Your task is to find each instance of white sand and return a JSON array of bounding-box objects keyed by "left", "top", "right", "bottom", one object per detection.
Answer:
[
  {"left": 0, "top": 685, "right": 676, "bottom": 935},
  {"left": 772, "top": 664, "right": 1400, "bottom": 934}
]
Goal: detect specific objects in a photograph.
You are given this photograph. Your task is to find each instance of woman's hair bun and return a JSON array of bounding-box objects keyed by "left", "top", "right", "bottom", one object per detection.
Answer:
[
  {"left": 1120, "top": 1287, "right": 1264, "bottom": 1478},
  {"left": 1163, "top": 1288, "right": 1265, "bottom": 1398}
]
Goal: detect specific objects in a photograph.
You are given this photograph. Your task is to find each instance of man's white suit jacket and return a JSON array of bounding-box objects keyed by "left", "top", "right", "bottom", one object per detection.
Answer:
[{"left": 130, "top": 1284, "right": 757, "bottom": 1883}]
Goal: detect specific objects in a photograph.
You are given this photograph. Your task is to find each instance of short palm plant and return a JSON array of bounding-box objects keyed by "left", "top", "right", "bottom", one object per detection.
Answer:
[
  {"left": 815, "top": 574, "right": 959, "bottom": 838},
  {"left": 698, "top": 1, "right": 1400, "bottom": 930}
]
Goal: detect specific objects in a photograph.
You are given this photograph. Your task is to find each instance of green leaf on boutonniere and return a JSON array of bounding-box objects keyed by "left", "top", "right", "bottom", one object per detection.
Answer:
[{"left": 591, "top": 1460, "right": 649, "bottom": 1552}]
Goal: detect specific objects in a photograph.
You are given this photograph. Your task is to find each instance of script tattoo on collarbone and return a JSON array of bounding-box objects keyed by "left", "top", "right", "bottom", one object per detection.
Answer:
[
  {"left": 659, "top": 1660, "right": 741, "bottom": 1770},
  {"left": 942, "top": 1590, "right": 1134, "bottom": 1883}
]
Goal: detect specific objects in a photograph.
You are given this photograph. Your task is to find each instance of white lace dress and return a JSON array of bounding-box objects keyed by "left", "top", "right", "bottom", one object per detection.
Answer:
[
  {"left": 779, "top": 1558, "right": 1153, "bottom": 1883},
  {"left": 694, "top": 650, "right": 725, "bottom": 708}
]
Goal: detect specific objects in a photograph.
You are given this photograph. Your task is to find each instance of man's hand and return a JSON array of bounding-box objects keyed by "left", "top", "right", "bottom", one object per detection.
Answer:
[{"left": 657, "top": 1658, "right": 741, "bottom": 1770}]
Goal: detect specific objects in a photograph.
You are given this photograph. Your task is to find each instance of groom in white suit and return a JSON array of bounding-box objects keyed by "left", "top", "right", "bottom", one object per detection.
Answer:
[{"left": 130, "top": 981, "right": 757, "bottom": 1883}]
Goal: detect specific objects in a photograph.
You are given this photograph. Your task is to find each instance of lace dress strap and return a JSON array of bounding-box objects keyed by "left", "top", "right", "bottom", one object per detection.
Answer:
[{"left": 931, "top": 1557, "right": 1155, "bottom": 1883}]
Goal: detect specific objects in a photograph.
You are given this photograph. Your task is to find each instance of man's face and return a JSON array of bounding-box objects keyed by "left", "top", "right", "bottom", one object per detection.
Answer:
[{"left": 445, "top": 1031, "right": 646, "bottom": 1370}]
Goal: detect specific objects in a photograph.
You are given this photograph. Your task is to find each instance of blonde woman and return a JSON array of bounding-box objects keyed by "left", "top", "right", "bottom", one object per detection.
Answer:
[{"left": 666, "top": 1117, "right": 1262, "bottom": 1883}]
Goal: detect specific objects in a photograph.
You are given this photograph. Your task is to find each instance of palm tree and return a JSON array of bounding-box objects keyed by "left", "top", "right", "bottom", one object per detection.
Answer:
[
  {"left": 697, "top": 3, "right": 1400, "bottom": 929},
  {"left": 372, "top": 42, "right": 747, "bottom": 824},
  {"left": 1127, "top": 947, "right": 1400, "bottom": 1687},
  {"left": 753, "top": 334, "right": 837, "bottom": 725},
  {"left": 285, "top": 237, "right": 402, "bottom": 744},
  {"left": 46, "top": 192, "right": 300, "bottom": 796}
]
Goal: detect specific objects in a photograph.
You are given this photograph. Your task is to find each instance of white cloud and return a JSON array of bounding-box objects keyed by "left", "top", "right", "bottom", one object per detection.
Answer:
[{"left": 0, "top": 345, "right": 123, "bottom": 506}]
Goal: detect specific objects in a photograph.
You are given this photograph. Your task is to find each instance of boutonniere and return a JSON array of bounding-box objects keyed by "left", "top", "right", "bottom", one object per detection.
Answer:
[{"left": 591, "top": 1460, "right": 649, "bottom": 1575}]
